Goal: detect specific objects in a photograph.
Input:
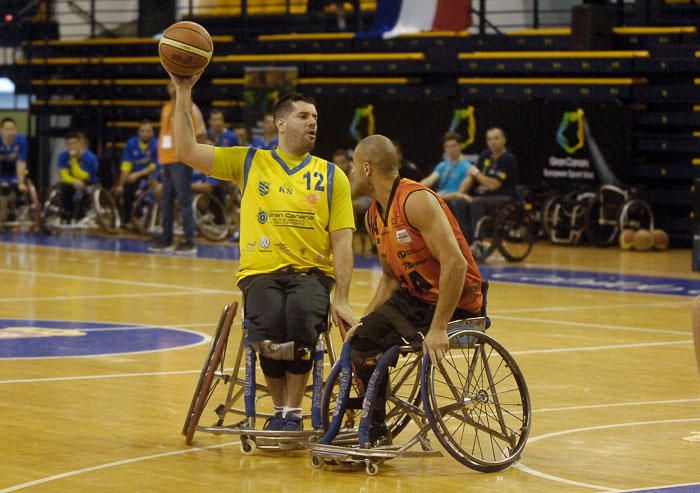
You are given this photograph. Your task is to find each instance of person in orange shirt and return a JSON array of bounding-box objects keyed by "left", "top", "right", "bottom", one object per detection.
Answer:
[
  {"left": 344, "top": 134, "right": 483, "bottom": 447},
  {"left": 149, "top": 81, "right": 206, "bottom": 253}
]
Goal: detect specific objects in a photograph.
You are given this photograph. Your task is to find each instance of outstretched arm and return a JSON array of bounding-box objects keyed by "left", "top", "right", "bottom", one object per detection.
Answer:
[
  {"left": 169, "top": 72, "right": 215, "bottom": 174},
  {"left": 330, "top": 227, "right": 356, "bottom": 332}
]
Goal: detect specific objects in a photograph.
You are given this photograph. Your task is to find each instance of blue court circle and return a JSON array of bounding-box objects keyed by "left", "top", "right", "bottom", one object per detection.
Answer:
[{"left": 0, "top": 319, "right": 207, "bottom": 358}]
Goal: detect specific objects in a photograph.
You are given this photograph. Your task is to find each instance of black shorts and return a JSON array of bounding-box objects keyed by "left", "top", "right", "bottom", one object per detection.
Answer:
[
  {"left": 238, "top": 268, "right": 333, "bottom": 347},
  {"left": 351, "top": 289, "right": 477, "bottom": 358}
]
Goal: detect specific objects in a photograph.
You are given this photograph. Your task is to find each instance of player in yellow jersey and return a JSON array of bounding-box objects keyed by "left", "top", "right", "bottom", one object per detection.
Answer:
[{"left": 167, "top": 71, "right": 356, "bottom": 432}]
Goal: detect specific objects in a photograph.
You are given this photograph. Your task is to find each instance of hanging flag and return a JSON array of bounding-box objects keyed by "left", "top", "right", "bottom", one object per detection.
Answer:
[{"left": 359, "top": 0, "right": 472, "bottom": 38}]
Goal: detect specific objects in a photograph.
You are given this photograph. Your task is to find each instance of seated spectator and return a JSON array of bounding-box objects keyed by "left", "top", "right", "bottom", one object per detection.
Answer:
[
  {"left": 448, "top": 127, "right": 519, "bottom": 241},
  {"left": 393, "top": 140, "right": 423, "bottom": 182},
  {"left": 421, "top": 131, "right": 472, "bottom": 238},
  {"left": 232, "top": 122, "right": 251, "bottom": 147},
  {"left": 0, "top": 117, "right": 29, "bottom": 222},
  {"left": 251, "top": 113, "right": 279, "bottom": 150},
  {"left": 207, "top": 109, "right": 239, "bottom": 147},
  {"left": 56, "top": 132, "right": 99, "bottom": 221},
  {"left": 114, "top": 120, "right": 158, "bottom": 226}
]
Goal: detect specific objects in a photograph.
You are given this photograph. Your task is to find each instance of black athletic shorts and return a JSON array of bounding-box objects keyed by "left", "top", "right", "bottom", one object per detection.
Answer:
[{"left": 238, "top": 268, "right": 333, "bottom": 347}]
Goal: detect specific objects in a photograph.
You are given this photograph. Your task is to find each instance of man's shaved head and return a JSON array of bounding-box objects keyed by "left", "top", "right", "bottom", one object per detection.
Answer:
[{"left": 355, "top": 135, "right": 399, "bottom": 175}]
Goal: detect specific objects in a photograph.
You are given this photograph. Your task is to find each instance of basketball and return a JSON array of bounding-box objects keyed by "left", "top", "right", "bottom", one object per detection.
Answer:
[
  {"left": 652, "top": 228, "right": 670, "bottom": 250},
  {"left": 158, "top": 21, "right": 213, "bottom": 76},
  {"left": 632, "top": 228, "right": 654, "bottom": 251},
  {"left": 619, "top": 228, "right": 636, "bottom": 250}
]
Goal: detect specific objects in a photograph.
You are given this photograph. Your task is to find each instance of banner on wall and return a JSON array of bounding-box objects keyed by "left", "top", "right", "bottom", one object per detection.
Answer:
[
  {"left": 312, "top": 97, "right": 632, "bottom": 189},
  {"left": 244, "top": 66, "right": 298, "bottom": 141}
]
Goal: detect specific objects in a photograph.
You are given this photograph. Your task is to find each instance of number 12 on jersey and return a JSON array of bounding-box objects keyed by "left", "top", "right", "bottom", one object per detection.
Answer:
[{"left": 303, "top": 171, "right": 325, "bottom": 192}]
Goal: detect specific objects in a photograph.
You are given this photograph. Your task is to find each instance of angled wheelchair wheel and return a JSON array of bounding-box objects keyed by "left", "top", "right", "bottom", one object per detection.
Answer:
[
  {"left": 41, "top": 185, "right": 64, "bottom": 234},
  {"left": 93, "top": 188, "right": 121, "bottom": 233},
  {"left": 422, "top": 328, "right": 531, "bottom": 472},
  {"left": 495, "top": 202, "right": 535, "bottom": 262},
  {"left": 321, "top": 359, "right": 364, "bottom": 434},
  {"left": 183, "top": 301, "right": 237, "bottom": 445},
  {"left": 131, "top": 189, "right": 159, "bottom": 236},
  {"left": 472, "top": 215, "right": 498, "bottom": 262},
  {"left": 194, "top": 192, "right": 229, "bottom": 242},
  {"left": 619, "top": 198, "right": 654, "bottom": 231},
  {"left": 583, "top": 194, "right": 619, "bottom": 247}
]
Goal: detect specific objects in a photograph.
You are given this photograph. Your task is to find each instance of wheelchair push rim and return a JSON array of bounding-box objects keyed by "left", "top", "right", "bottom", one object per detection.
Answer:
[{"left": 421, "top": 328, "right": 531, "bottom": 472}]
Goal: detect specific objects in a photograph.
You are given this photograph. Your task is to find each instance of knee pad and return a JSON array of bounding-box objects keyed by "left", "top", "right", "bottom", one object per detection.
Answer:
[
  {"left": 250, "top": 339, "right": 312, "bottom": 361},
  {"left": 284, "top": 357, "right": 313, "bottom": 375},
  {"left": 259, "top": 355, "right": 285, "bottom": 379}
]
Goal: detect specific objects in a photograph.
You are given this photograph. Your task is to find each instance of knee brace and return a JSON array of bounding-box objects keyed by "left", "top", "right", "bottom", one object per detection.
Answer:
[
  {"left": 284, "top": 357, "right": 313, "bottom": 375},
  {"left": 250, "top": 340, "right": 312, "bottom": 361},
  {"left": 259, "top": 355, "right": 285, "bottom": 379}
]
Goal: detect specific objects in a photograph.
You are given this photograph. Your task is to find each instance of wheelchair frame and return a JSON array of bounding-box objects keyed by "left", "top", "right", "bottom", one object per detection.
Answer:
[
  {"left": 182, "top": 300, "right": 338, "bottom": 454},
  {"left": 310, "top": 317, "right": 531, "bottom": 475},
  {"left": 0, "top": 179, "right": 41, "bottom": 232},
  {"left": 42, "top": 184, "right": 120, "bottom": 234},
  {"left": 472, "top": 195, "right": 536, "bottom": 263}
]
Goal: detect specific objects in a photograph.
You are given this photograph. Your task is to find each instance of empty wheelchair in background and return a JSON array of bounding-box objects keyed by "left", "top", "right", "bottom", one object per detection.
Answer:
[
  {"left": 182, "top": 300, "right": 338, "bottom": 453},
  {"left": 542, "top": 189, "right": 595, "bottom": 245},
  {"left": 130, "top": 188, "right": 229, "bottom": 241},
  {"left": 42, "top": 183, "right": 120, "bottom": 234},
  {"left": 583, "top": 184, "right": 654, "bottom": 246},
  {"left": 471, "top": 188, "right": 537, "bottom": 263},
  {"left": 310, "top": 284, "right": 531, "bottom": 475},
  {"left": 0, "top": 179, "right": 41, "bottom": 232}
]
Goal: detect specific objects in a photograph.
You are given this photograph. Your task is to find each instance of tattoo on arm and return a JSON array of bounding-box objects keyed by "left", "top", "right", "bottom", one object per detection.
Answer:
[{"left": 184, "top": 112, "right": 195, "bottom": 137}]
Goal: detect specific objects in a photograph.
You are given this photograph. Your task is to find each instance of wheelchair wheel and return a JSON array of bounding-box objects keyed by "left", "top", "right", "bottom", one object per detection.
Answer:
[
  {"left": 422, "top": 328, "right": 531, "bottom": 472},
  {"left": 93, "top": 188, "right": 121, "bottom": 234},
  {"left": 131, "top": 189, "right": 159, "bottom": 236},
  {"left": 541, "top": 195, "right": 560, "bottom": 242},
  {"left": 194, "top": 192, "right": 229, "bottom": 242},
  {"left": 385, "top": 350, "right": 422, "bottom": 438},
  {"left": 583, "top": 195, "right": 620, "bottom": 247},
  {"left": 495, "top": 202, "right": 535, "bottom": 262},
  {"left": 472, "top": 216, "right": 498, "bottom": 262},
  {"left": 321, "top": 359, "right": 364, "bottom": 434},
  {"left": 183, "top": 301, "right": 237, "bottom": 445},
  {"left": 619, "top": 198, "right": 654, "bottom": 231},
  {"left": 41, "top": 185, "right": 64, "bottom": 234}
]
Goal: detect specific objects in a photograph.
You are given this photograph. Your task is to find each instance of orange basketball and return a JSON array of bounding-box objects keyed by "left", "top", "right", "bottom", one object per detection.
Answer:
[
  {"left": 619, "top": 228, "right": 636, "bottom": 250},
  {"left": 632, "top": 229, "right": 654, "bottom": 251},
  {"left": 158, "top": 21, "right": 213, "bottom": 76},
  {"left": 651, "top": 229, "right": 670, "bottom": 250}
]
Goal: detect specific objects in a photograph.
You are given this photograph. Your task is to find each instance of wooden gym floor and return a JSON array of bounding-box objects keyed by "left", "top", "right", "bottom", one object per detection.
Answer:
[{"left": 0, "top": 234, "right": 699, "bottom": 492}]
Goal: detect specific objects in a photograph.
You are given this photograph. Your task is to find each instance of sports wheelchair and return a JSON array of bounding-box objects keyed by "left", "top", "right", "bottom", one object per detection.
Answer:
[
  {"left": 471, "top": 188, "right": 537, "bottom": 263},
  {"left": 0, "top": 179, "right": 41, "bottom": 232},
  {"left": 310, "top": 284, "right": 531, "bottom": 475},
  {"left": 131, "top": 187, "right": 230, "bottom": 241},
  {"left": 182, "top": 300, "right": 337, "bottom": 452},
  {"left": 42, "top": 183, "right": 120, "bottom": 234}
]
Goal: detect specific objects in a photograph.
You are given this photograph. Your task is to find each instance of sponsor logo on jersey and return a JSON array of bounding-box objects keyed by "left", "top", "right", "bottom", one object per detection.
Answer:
[
  {"left": 257, "top": 209, "right": 268, "bottom": 224},
  {"left": 258, "top": 180, "right": 270, "bottom": 196},
  {"left": 260, "top": 236, "right": 271, "bottom": 249},
  {"left": 396, "top": 229, "right": 412, "bottom": 244}
]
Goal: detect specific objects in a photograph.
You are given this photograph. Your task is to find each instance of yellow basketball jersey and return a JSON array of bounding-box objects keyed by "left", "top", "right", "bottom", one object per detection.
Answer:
[{"left": 211, "top": 146, "right": 355, "bottom": 282}]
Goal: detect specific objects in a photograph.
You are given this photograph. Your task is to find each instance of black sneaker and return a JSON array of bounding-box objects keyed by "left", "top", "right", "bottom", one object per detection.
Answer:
[
  {"left": 368, "top": 423, "right": 392, "bottom": 447},
  {"left": 147, "top": 240, "right": 174, "bottom": 252},
  {"left": 174, "top": 241, "right": 197, "bottom": 254},
  {"left": 282, "top": 415, "right": 303, "bottom": 432}
]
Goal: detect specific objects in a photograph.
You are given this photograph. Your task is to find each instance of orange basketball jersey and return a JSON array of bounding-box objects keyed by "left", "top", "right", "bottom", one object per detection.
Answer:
[{"left": 367, "top": 179, "right": 483, "bottom": 314}]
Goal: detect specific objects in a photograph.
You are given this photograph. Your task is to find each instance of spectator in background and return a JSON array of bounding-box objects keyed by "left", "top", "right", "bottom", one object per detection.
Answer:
[
  {"left": 232, "top": 122, "right": 251, "bottom": 147},
  {"left": 149, "top": 81, "right": 206, "bottom": 254},
  {"left": 333, "top": 148, "right": 373, "bottom": 256},
  {"left": 0, "top": 118, "right": 29, "bottom": 223},
  {"left": 421, "top": 131, "right": 472, "bottom": 238},
  {"left": 447, "top": 127, "right": 519, "bottom": 241},
  {"left": 56, "top": 132, "right": 99, "bottom": 222},
  {"left": 114, "top": 120, "right": 157, "bottom": 226},
  {"left": 251, "top": 113, "right": 279, "bottom": 150},
  {"left": 207, "top": 109, "right": 239, "bottom": 147},
  {"left": 393, "top": 140, "right": 423, "bottom": 182}
]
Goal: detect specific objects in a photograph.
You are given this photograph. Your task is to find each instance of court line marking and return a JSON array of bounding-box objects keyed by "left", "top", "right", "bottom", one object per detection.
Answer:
[
  {"left": 534, "top": 397, "right": 700, "bottom": 414},
  {"left": 610, "top": 481, "right": 700, "bottom": 493},
  {"left": 493, "top": 315, "right": 689, "bottom": 336},
  {"left": 510, "top": 339, "right": 691, "bottom": 355},
  {"left": 515, "top": 418, "right": 700, "bottom": 492},
  {"left": 0, "top": 326, "right": 212, "bottom": 361},
  {"left": 0, "top": 291, "right": 206, "bottom": 303},
  {"left": 0, "top": 440, "right": 242, "bottom": 493},
  {"left": 497, "top": 299, "right": 692, "bottom": 314}
]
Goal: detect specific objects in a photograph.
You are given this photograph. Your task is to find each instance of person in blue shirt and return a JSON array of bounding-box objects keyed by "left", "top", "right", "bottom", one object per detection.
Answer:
[
  {"left": 0, "top": 118, "right": 29, "bottom": 222},
  {"left": 250, "top": 113, "right": 279, "bottom": 150},
  {"left": 207, "top": 109, "right": 239, "bottom": 147},
  {"left": 114, "top": 120, "right": 158, "bottom": 225},
  {"left": 56, "top": 132, "right": 99, "bottom": 221},
  {"left": 421, "top": 131, "right": 472, "bottom": 238}
]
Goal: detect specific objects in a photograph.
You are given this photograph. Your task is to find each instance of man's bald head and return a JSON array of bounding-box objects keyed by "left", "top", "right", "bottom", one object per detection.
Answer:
[{"left": 355, "top": 135, "right": 399, "bottom": 175}]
